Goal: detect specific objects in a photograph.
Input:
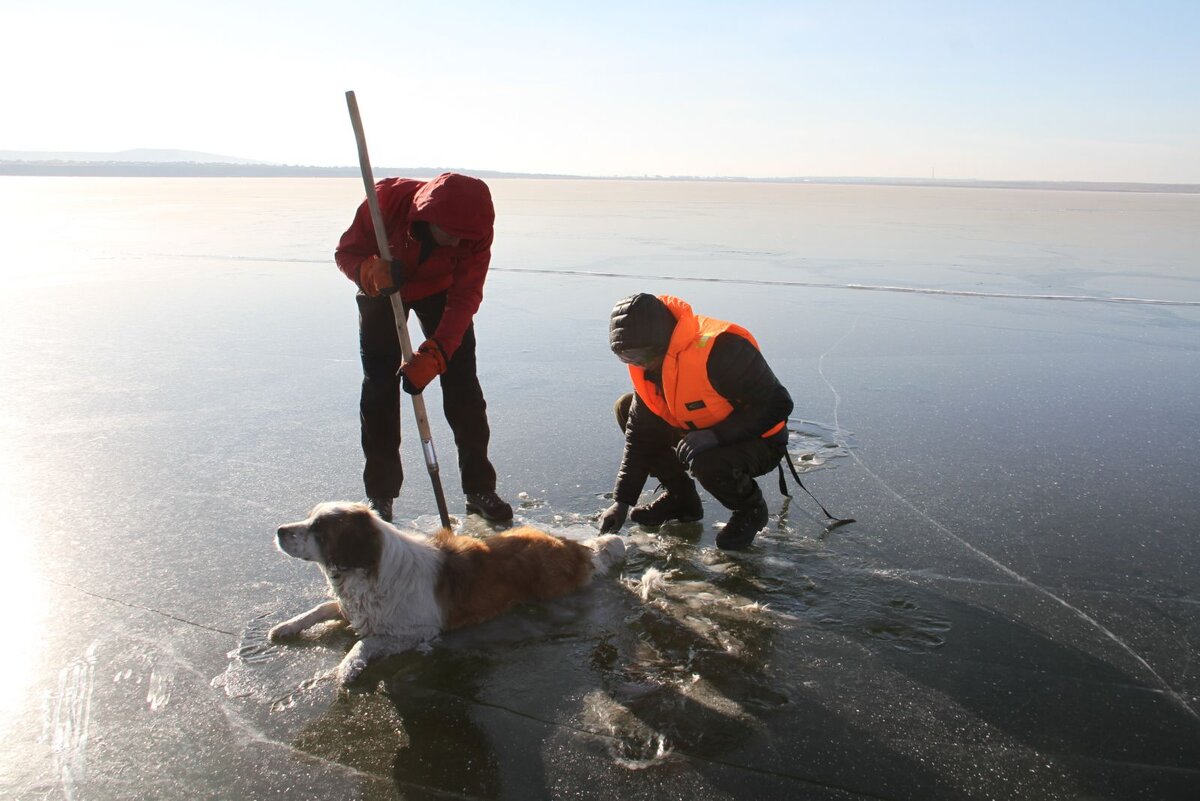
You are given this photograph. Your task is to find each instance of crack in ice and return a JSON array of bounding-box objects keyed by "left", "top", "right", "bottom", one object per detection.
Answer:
[
  {"left": 48, "top": 578, "right": 237, "bottom": 637},
  {"left": 816, "top": 327, "right": 1199, "bottom": 722},
  {"left": 165, "top": 256, "right": 1200, "bottom": 308}
]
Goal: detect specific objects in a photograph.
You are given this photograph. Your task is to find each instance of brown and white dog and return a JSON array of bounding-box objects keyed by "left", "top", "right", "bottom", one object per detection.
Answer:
[{"left": 269, "top": 501, "right": 625, "bottom": 683}]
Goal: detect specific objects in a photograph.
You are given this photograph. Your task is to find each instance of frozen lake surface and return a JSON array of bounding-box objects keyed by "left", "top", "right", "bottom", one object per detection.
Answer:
[{"left": 1, "top": 177, "right": 1198, "bottom": 799}]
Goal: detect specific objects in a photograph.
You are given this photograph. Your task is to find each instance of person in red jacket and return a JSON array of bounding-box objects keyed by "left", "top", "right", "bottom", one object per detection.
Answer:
[
  {"left": 335, "top": 172, "right": 511, "bottom": 524},
  {"left": 598, "top": 294, "right": 793, "bottom": 550}
]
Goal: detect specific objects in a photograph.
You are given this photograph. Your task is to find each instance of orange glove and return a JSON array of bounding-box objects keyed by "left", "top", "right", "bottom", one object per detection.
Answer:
[
  {"left": 359, "top": 255, "right": 399, "bottom": 296},
  {"left": 399, "top": 339, "right": 448, "bottom": 394}
]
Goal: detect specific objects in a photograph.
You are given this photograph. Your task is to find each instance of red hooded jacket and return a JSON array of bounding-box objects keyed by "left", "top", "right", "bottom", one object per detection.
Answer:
[{"left": 334, "top": 173, "right": 495, "bottom": 359}]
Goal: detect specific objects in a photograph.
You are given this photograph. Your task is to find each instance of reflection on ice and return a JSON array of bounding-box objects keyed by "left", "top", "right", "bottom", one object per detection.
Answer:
[
  {"left": 567, "top": 533, "right": 789, "bottom": 770},
  {"left": 0, "top": 455, "right": 49, "bottom": 736},
  {"left": 582, "top": 690, "right": 676, "bottom": 770},
  {"left": 47, "top": 643, "right": 97, "bottom": 801}
]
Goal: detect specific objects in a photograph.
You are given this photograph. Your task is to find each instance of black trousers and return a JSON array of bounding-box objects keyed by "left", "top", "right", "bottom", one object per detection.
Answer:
[
  {"left": 358, "top": 291, "right": 497, "bottom": 499},
  {"left": 615, "top": 393, "right": 786, "bottom": 511}
]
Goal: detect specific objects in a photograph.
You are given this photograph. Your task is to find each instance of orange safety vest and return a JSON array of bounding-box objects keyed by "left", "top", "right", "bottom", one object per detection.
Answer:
[{"left": 628, "top": 296, "right": 786, "bottom": 439}]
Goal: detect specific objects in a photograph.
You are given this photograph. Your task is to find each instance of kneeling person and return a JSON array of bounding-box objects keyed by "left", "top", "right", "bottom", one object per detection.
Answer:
[{"left": 599, "top": 294, "right": 793, "bottom": 550}]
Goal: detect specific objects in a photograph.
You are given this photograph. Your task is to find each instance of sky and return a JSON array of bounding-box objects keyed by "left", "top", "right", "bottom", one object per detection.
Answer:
[{"left": 3, "top": 0, "right": 1199, "bottom": 182}]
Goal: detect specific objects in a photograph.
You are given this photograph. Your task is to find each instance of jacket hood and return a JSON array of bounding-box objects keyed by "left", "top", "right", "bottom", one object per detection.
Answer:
[
  {"left": 411, "top": 173, "right": 495, "bottom": 240},
  {"left": 609, "top": 293, "right": 681, "bottom": 354},
  {"left": 659, "top": 295, "right": 699, "bottom": 356}
]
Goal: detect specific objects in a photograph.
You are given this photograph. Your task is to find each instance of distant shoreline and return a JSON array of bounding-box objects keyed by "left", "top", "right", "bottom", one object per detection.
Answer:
[{"left": 1, "top": 161, "right": 1197, "bottom": 194}]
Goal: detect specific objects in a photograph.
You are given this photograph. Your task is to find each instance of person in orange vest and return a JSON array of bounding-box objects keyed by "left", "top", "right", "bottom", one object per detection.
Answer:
[
  {"left": 335, "top": 173, "right": 512, "bottom": 524},
  {"left": 598, "top": 293, "right": 793, "bottom": 550}
]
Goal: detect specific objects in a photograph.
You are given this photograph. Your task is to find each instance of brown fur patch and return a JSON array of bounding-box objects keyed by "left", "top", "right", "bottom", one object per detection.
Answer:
[
  {"left": 433, "top": 526, "right": 595, "bottom": 630},
  {"left": 315, "top": 503, "right": 382, "bottom": 577}
]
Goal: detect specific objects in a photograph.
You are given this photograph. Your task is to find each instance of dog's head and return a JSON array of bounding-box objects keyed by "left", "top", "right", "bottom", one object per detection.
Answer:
[{"left": 275, "top": 502, "right": 384, "bottom": 579}]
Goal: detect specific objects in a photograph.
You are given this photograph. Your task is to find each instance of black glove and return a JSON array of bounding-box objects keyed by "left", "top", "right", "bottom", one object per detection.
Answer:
[
  {"left": 676, "top": 429, "right": 720, "bottom": 465},
  {"left": 599, "top": 502, "right": 629, "bottom": 533}
]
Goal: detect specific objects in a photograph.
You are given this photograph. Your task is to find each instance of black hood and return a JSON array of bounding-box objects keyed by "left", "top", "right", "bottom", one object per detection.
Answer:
[{"left": 609, "top": 293, "right": 677, "bottom": 355}]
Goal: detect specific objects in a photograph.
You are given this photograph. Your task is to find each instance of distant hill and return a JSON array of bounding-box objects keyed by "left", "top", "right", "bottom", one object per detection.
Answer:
[
  {"left": 0, "top": 148, "right": 268, "bottom": 164},
  {"left": 0, "top": 151, "right": 1196, "bottom": 193},
  {"left": 0, "top": 156, "right": 578, "bottom": 180}
]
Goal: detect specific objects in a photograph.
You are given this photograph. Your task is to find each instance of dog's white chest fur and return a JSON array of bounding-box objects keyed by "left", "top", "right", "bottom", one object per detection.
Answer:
[{"left": 328, "top": 529, "right": 444, "bottom": 638}]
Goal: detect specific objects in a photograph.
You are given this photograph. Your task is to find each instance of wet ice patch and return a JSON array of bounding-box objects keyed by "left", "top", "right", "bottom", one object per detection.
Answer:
[
  {"left": 205, "top": 617, "right": 408, "bottom": 784},
  {"left": 787, "top": 417, "right": 853, "bottom": 466},
  {"left": 581, "top": 689, "right": 677, "bottom": 770},
  {"left": 146, "top": 661, "right": 175, "bottom": 712},
  {"left": 547, "top": 523, "right": 610, "bottom": 543},
  {"left": 812, "top": 589, "right": 952, "bottom": 652},
  {"left": 44, "top": 641, "right": 97, "bottom": 799},
  {"left": 573, "top": 545, "right": 785, "bottom": 769},
  {"left": 864, "top": 598, "right": 952, "bottom": 651},
  {"left": 628, "top": 567, "right": 674, "bottom": 602},
  {"left": 407, "top": 513, "right": 460, "bottom": 533},
  {"left": 624, "top": 567, "right": 774, "bottom": 627},
  {"left": 108, "top": 652, "right": 178, "bottom": 711},
  {"left": 215, "top": 611, "right": 347, "bottom": 712},
  {"left": 515, "top": 490, "right": 546, "bottom": 511}
]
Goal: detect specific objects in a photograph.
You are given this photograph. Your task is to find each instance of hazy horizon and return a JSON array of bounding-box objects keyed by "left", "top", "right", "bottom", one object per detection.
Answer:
[{"left": 3, "top": 147, "right": 1200, "bottom": 189}]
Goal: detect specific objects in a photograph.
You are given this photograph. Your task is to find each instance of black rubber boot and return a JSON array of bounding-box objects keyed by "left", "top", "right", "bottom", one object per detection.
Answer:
[
  {"left": 465, "top": 491, "right": 514, "bottom": 522},
  {"left": 367, "top": 497, "right": 394, "bottom": 523},
  {"left": 715, "top": 496, "right": 769, "bottom": 551},
  {"left": 630, "top": 477, "right": 704, "bottom": 527}
]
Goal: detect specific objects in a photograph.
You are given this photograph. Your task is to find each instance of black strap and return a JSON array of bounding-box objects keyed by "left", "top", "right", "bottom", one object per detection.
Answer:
[{"left": 777, "top": 453, "right": 855, "bottom": 530}]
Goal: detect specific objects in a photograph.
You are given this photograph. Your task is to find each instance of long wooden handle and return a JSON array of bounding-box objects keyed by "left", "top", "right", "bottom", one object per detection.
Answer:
[
  {"left": 346, "top": 90, "right": 413, "bottom": 361},
  {"left": 346, "top": 90, "right": 452, "bottom": 530}
]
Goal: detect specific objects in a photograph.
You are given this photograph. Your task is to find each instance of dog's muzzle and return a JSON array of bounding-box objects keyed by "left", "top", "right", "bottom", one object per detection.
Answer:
[{"left": 276, "top": 525, "right": 309, "bottom": 560}]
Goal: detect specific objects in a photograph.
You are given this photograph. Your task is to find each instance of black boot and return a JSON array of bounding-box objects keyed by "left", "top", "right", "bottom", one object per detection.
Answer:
[
  {"left": 465, "top": 490, "right": 514, "bottom": 522},
  {"left": 366, "top": 497, "right": 394, "bottom": 523},
  {"left": 630, "top": 477, "right": 703, "bottom": 527},
  {"left": 716, "top": 496, "right": 769, "bottom": 551}
]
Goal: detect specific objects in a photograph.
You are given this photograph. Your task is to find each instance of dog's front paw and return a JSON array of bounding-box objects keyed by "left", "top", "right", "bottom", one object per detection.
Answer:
[
  {"left": 334, "top": 640, "right": 371, "bottom": 685},
  {"left": 335, "top": 654, "right": 368, "bottom": 685},
  {"left": 268, "top": 621, "right": 302, "bottom": 642},
  {"left": 586, "top": 534, "right": 627, "bottom": 574}
]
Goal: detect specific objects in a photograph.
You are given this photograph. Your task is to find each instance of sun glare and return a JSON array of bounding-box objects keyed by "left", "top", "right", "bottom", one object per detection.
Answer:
[{"left": 0, "top": 448, "right": 48, "bottom": 737}]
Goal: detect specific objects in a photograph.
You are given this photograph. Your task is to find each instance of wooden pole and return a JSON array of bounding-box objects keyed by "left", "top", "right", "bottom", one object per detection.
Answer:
[{"left": 345, "top": 90, "right": 452, "bottom": 530}]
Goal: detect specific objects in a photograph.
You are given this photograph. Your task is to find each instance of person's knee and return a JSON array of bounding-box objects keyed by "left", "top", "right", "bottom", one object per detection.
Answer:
[
  {"left": 688, "top": 448, "right": 729, "bottom": 486},
  {"left": 439, "top": 364, "right": 484, "bottom": 403},
  {"left": 360, "top": 339, "right": 401, "bottom": 380},
  {"left": 443, "top": 392, "right": 487, "bottom": 426},
  {"left": 615, "top": 392, "right": 634, "bottom": 431},
  {"left": 361, "top": 373, "right": 399, "bottom": 404}
]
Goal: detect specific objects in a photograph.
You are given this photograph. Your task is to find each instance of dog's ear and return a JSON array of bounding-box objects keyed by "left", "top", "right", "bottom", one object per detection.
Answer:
[{"left": 315, "top": 507, "right": 383, "bottom": 576}]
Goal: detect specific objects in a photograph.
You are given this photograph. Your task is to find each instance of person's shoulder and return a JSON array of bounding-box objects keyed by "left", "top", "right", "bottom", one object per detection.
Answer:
[
  {"left": 711, "top": 329, "right": 756, "bottom": 351},
  {"left": 377, "top": 177, "right": 425, "bottom": 197},
  {"left": 707, "top": 331, "right": 763, "bottom": 376}
]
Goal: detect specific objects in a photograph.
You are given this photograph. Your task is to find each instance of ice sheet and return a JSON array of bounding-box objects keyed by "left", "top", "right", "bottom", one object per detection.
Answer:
[{"left": 1, "top": 178, "right": 1197, "bottom": 800}]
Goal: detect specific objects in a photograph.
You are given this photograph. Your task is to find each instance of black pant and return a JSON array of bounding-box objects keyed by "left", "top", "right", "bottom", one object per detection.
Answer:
[
  {"left": 358, "top": 291, "right": 497, "bottom": 499},
  {"left": 615, "top": 393, "right": 786, "bottom": 511}
]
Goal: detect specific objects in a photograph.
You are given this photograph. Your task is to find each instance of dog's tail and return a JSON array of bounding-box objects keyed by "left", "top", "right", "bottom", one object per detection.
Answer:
[{"left": 584, "top": 534, "right": 626, "bottom": 576}]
